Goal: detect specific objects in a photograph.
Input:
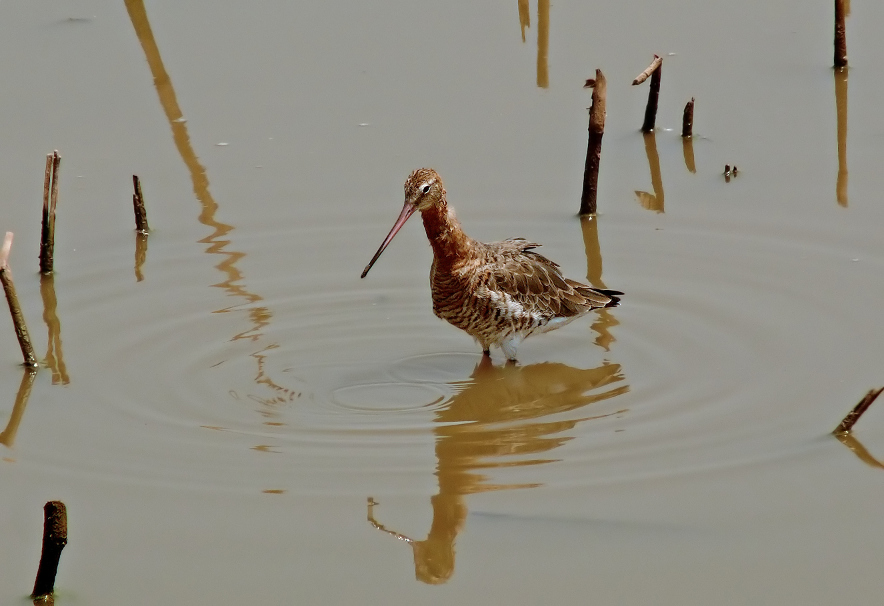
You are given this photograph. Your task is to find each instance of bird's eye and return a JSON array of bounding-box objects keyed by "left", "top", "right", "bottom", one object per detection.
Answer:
[{"left": 421, "top": 184, "right": 430, "bottom": 194}]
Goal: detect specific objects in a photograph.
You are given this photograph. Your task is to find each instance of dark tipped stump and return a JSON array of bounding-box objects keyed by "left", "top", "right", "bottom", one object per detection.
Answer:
[
  {"left": 633, "top": 55, "right": 662, "bottom": 133},
  {"left": 579, "top": 69, "right": 607, "bottom": 216},
  {"left": 39, "top": 151, "right": 61, "bottom": 275},
  {"left": 834, "top": 0, "right": 848, "bottom": 67},
  {"left": 31, "top": 501, "right": 68, "bottom": 600},
  {"left": 132, "top": 175, "right": 150, "bottom": 234}
]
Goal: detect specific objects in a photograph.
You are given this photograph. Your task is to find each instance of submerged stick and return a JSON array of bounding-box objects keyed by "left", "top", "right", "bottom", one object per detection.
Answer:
[
  {"left": 633, "top": 55, "right": 662, "bottom": 132},
  {"left": 31, "top": 501, "right": 68, "bottom": 599},
  {"left": 1, "top": 233, "right": 38, "bottom": 367},
  {"left": 132, "top": 175, "right": 150, "bottom": 233},
  {"left": 834, "top": 0, "right": 848, "bottom": 67},
  {"left": 834, "top": 387, "right": 884, "bottom": 435},
  {"left": 681, "top": 98, "right": 694, "bottom": 138},
  {"left": 39, "top": 151, "right": 61, "bottom": 274},
  {"left": 579, "top": 69, "right": 607, "bottom": 216}
]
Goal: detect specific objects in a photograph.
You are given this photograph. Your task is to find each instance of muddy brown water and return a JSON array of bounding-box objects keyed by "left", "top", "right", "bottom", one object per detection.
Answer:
[{"left": 2, "top": 1, "right": 884, "bottom": 604}]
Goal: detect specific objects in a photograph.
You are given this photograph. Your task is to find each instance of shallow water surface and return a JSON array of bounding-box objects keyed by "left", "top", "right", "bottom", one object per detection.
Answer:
[{"left": 2, "top": 0, "right": 884, "bottom": 604}]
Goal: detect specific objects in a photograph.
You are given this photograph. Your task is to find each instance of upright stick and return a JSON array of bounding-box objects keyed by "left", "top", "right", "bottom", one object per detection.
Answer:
[
  {"left": 1, "top": 233, "right": 38, "bottom": 367},
  {"left": 132, "top": 175, "right": 150, "bottom": 233},
  {"left": 633, "top": 55, "right": 662, "bottom": 132},
  {"left": 681, "top": 98, "right": 694, "bottom": 138},
  {"left": 39, "top": 151, "right": 61, "bottom": 274},
  {"left": 31, "top": 501, "right": 68, "bottom": 599},
  {"left": 834, "top": 0, "right": 848, "bottom": 67},
  {"left": 579, "top": 69, "right": 607, "bottom": 216}
]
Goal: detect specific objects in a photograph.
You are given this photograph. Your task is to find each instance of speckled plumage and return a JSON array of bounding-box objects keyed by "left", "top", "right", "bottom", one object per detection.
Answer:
[{"left": 362, "top": 168, "right": 621, "bottom": 361}]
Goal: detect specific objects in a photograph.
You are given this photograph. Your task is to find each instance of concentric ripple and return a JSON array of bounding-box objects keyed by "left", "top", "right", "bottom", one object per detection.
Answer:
[{"left": 7, "top": 213, "right": 883, "bottom": 495}]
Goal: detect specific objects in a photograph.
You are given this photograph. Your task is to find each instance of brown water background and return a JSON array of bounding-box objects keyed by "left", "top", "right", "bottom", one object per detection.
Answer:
[{"left": 2, "top": 0, "right": 884, "bottom": 603}]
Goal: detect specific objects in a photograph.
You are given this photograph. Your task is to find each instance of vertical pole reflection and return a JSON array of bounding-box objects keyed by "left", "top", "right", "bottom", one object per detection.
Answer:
[
  {"left": 682, "top": 136, "right": 696, "bottom": 174},
  {"left": 125, "top": 0, "right": 286, "bottom": 408},
  {"left": 834, "top": 66, "right": 848, "bottom": 207},
  {"left": 40, "top": 274, "right": 69, "bottom": 385},
  {"left": 518, "top": 0, "right": 529, "bottom": 42},
  {"left": 580, "top": 216, "right": 619, "bottom": 351},
  {"left": 0, "top": 367, "right": 38, "bottom": 449},
  {"left": 536, "top": 0, "right": 549, "bottom": 88},
  {"left": 134, "top": 231, "right": 148, "bottom": 283},
  {"left": 635, "top": 131, "right": 664, "bottom": 212}
]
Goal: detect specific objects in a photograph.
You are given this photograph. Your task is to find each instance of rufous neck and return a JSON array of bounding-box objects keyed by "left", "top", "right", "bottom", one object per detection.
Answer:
[{"left": 420, "top": 199, "right": 471, "bottom": 265}]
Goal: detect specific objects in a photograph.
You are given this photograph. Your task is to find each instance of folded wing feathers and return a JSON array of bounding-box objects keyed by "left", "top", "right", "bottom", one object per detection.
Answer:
[{"left": 481, "top": 240, "right": 620, "bottom": 319}]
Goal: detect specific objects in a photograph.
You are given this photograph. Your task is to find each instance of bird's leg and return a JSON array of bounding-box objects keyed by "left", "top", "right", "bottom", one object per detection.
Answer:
[{"left": 500, "top": 336, "right": 521, "bottom": 362}]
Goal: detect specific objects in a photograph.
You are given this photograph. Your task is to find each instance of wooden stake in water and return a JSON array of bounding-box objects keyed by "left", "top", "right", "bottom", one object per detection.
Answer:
[
  {"left": 31, "top": 501, "right": 68, "bottom": 600},
  {"left": 834, "top": 0, "right": 848, "bottom": 68},
  {"left": 681, "top": 98, "right": 694, "bottom": 138},
  {"left": 633, "top": 55, "right": 662, "bottom": 133},
  {"left": 1, "top": 233, "right": 38, "bottom": 367},
  {"left": 579, "top": 69, "right": 607, "bottom": 216},
  {"left": 834, "top": 387, "right": 884, "bottom": 435},
  {"left": 39, "top": 151, "right": 61, "bottom": 274},
  {"left": 132, "top": 175, "right": 150, "bottom": 234}
]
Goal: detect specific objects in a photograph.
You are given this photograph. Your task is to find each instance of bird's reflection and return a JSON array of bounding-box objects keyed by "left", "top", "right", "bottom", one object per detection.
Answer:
[
  {"left": 369, "top": 356, "right": 628, "bottom": 583},
  {"left": 635, "top": 131, "right": 664, "bottom": 212}
]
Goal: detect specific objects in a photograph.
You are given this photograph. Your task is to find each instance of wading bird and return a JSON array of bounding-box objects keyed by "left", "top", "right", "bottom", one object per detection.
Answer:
[{"left": 361, "top": 169, "right": 621, "bottom": 361}]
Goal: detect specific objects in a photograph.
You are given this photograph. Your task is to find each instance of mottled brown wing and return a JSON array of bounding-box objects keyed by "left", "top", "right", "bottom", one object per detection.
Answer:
[{"left": 480, "top": 239, "right": 620, "bottom": 319}]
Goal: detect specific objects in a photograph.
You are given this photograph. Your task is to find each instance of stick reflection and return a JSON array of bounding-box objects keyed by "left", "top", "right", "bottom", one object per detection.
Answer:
[
  {"left": 134, "top": 231, "right": 148, "bottom": 282},
  {"left": 40, "top": 274, "right": 69, "bottom": 385},
  {"left": 682, "top": 137, "right": 696, "bottom": 174},
  {"left": 368, "top": 357, "right": 628, "bottom": 584},
  {"left": 517, "top": 0, "right": 550, "bottom": 88},
  {"left": 635, "top": 132, "right": 664, "bottom": 212},
  {"left": 836, "top": 432, "right": 884, "bottom": 470},
  {"left": 834, "top": 67, "right": 848, "bottom": 207},
  {"left": 580, "top": 215, "right": 618, "bottom": 351},
  {"left": 0, "top": 367, "right": 38, "bottom": 450},
  {"left": 125, "top": 0, "right": 291, "bottom": 411}
]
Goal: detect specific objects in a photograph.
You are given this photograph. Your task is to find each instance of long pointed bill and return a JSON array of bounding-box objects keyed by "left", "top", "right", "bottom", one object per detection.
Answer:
[{"left": 360, "top": 203, "right": 417, "bottom": 278}]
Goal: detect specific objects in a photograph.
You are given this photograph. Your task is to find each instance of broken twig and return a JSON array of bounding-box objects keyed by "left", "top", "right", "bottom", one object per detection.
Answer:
[{"left": 632, "top": 55, "right": 662, "bottom": 85}]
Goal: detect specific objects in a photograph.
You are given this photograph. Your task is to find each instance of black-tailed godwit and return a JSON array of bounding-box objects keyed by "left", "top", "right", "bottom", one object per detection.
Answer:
[{"left": 361, "top": 168, "right": 621, "bottom": 361}]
